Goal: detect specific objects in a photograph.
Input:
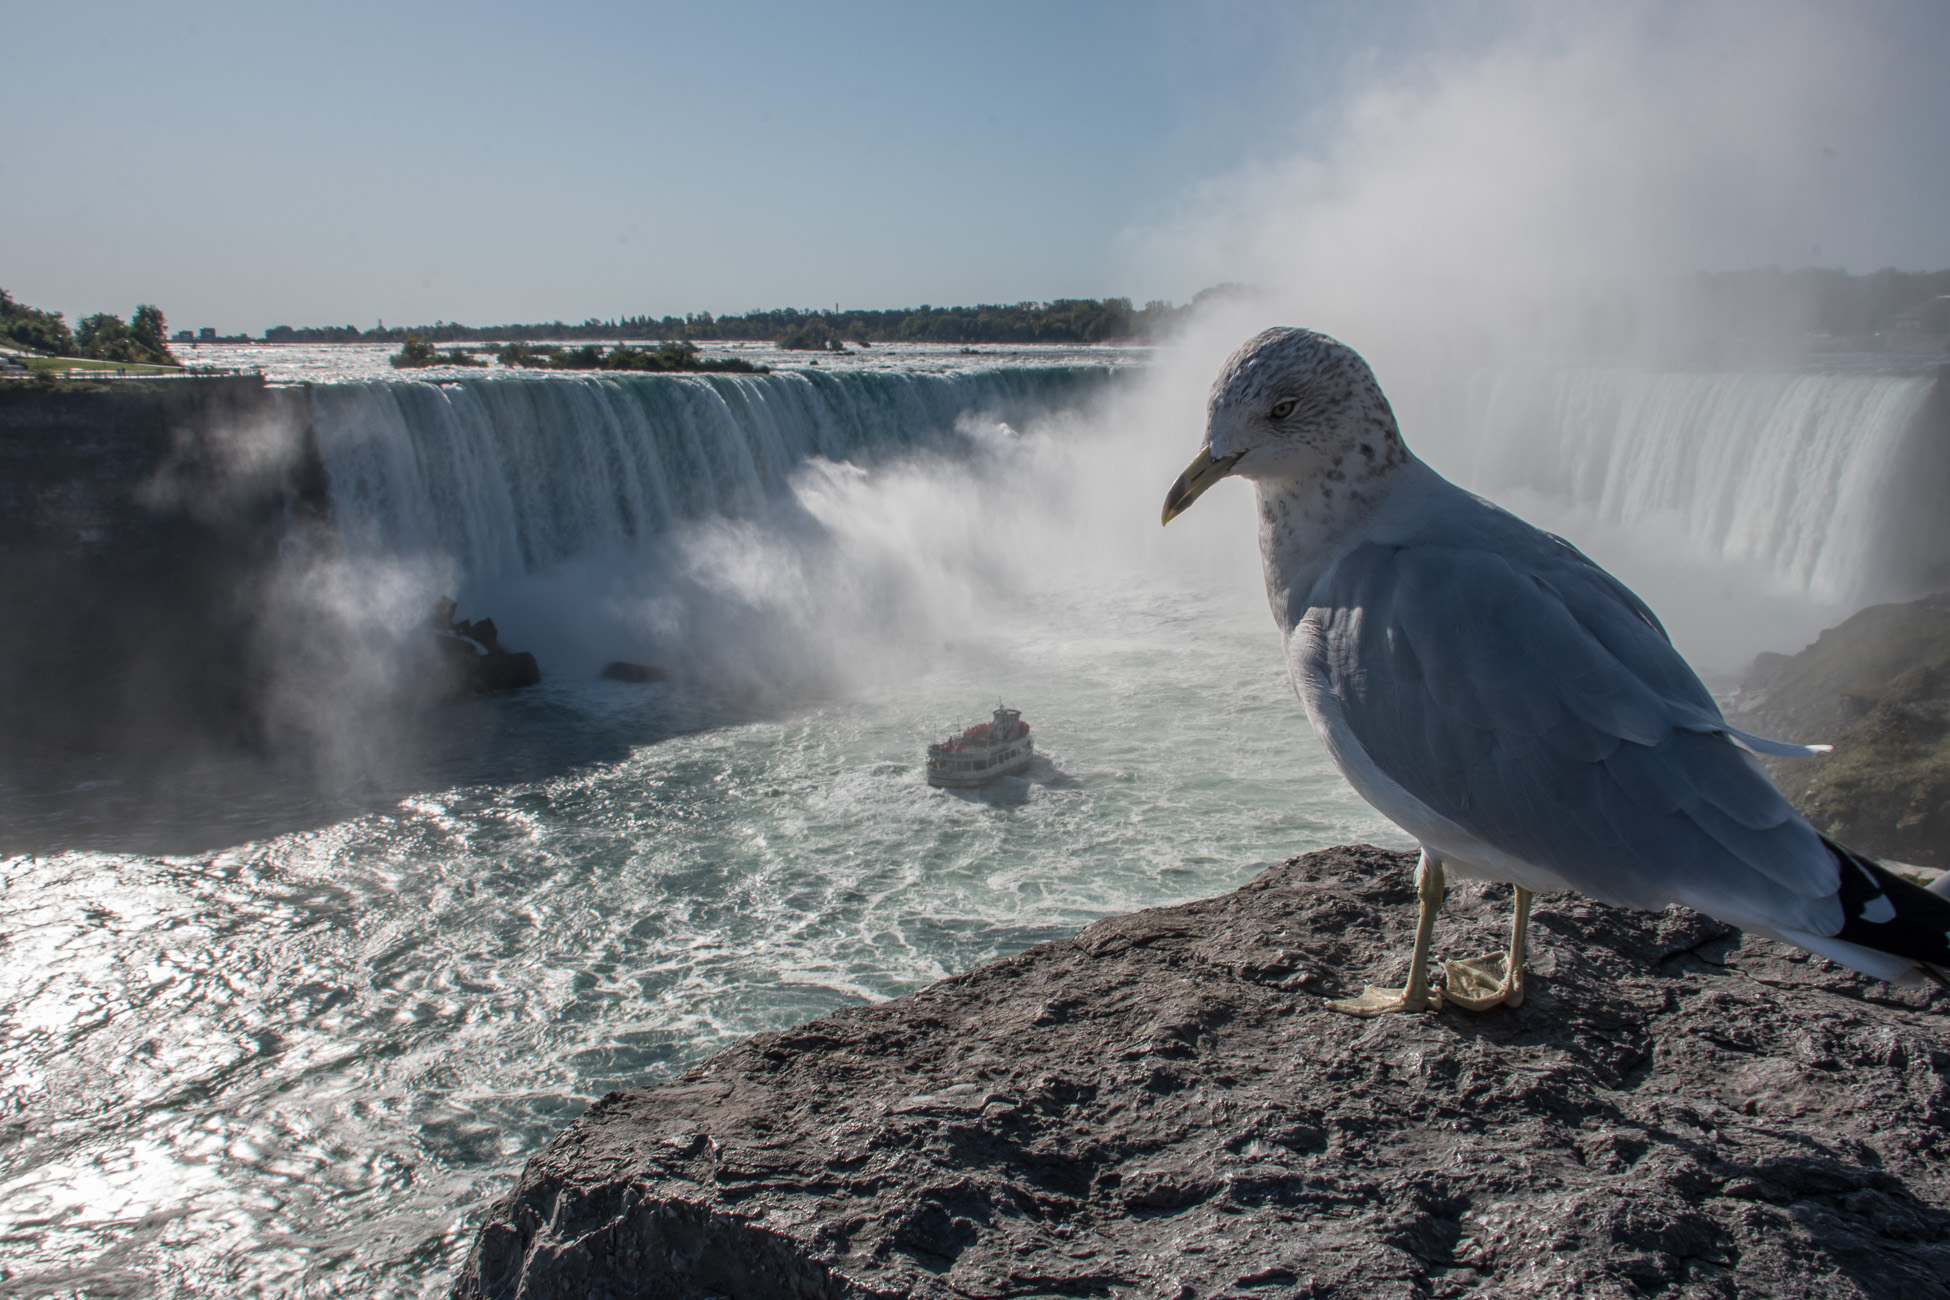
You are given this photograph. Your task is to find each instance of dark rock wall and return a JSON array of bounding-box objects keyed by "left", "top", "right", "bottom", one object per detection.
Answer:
[
  {"left": 455, "top": 846, "right": 1950, "bottom": 1299},
  {"left": 0, "top": 378, "right": 320, "bottom": 767}
]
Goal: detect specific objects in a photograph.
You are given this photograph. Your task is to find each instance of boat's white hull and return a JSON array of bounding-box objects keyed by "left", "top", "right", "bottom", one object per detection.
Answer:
[{"left": 926, "top": 740, "right": 1033, "bottom": 788}]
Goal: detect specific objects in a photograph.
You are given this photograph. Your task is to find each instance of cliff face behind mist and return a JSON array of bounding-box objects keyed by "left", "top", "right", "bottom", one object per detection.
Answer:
[
  {"left": 0, "top": 378, "right": 318, "bottom": 766},
  {"left": 1733, "top": 591, "right": 1950, "bottom": 869}
]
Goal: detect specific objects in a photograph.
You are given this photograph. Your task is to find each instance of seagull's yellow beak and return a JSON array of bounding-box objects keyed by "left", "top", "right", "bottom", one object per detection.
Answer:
[{"left": 1161, "top": 448, "right": 1243, "bottom": 525}]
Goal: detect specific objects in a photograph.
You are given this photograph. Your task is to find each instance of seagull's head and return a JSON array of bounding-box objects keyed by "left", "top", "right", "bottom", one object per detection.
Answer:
[{"left": 1162, "top": 327, "right": 1399, "bottom": 524}]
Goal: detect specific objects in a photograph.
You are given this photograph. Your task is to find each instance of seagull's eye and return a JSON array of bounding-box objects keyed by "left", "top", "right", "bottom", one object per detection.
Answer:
[{"left": 1270, "top": 399, "right": 1296, "bottom": 419}]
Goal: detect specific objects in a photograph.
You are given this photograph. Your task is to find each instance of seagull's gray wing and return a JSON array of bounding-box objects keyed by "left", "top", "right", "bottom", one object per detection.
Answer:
[{"left": 1301, "top": 502, "right": 1840, "bottom": 936}]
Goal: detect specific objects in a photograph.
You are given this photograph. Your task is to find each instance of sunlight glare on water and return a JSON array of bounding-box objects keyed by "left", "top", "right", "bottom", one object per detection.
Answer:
[{"left": 0, "top": 578, "right": 1398, "bottom": 1296}]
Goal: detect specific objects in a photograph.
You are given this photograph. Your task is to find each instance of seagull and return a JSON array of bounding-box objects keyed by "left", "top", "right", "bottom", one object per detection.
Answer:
[{"left": 1162, "top": 327, "right": 1950, "bottom": 1016}]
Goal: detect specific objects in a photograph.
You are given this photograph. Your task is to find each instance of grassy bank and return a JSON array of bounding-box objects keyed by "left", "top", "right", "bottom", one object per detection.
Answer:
[{"left": 17, "top": 354, "right": 181, "bottom": 377}]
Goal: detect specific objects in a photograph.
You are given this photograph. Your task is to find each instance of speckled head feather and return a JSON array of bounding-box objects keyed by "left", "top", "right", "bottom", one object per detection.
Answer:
[{"left": 1204, "top": 327, "right": 1407, "bottom": 488}]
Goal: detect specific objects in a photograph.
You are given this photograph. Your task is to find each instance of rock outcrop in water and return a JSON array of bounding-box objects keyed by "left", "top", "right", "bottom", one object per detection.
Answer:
[
  {"left": 455, "top": 845, "right": 1950, "bottom": 1299},
  {"left": 1733, "top": 591, "right": 1950, "bottom": 869},
  {"left": 431, "top": 598, "right": 543, "bottom": 695}
]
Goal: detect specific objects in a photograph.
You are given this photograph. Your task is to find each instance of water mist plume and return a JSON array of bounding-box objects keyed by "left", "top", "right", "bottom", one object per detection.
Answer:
[{"left": 1117, "top": 1, "right": 1950, "bottom": 669}]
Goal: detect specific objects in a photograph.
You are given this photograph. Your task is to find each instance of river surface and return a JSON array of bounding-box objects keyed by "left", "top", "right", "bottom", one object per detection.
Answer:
[
  {"left": 167, "top": 339, "right": 1151, "bottom": 384},
  {"left": 2, "top": 592, "right": 1396, "bottom": 1297}
]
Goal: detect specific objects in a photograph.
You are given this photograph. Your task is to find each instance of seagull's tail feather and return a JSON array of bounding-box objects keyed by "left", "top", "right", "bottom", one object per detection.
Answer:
[{"left": 1823, "top": 834, "right": 1950, "bottom": 988}]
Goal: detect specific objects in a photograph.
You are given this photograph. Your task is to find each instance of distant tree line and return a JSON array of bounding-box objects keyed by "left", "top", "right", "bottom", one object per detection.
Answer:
[
  {"left": 254, "top": 272, "right": 1950, "bottom": 353},
  {"left": 654, "top": 298, "right": 1194, "bottom": 346},
  {"left": 1551, "top": 267, "right": 1950, "bottom": 366},
  {"left": 1683, "top": 267, "right": 1950, "bottom": 338},
  {"left": 13, "top": 268, "right": 1945, "bottom": 368},
  {"left": 262, "top": 295, "right": 1211, "bottom": 347},
  {"left": 1, "top": 290, "right": 180, "bottom": 366}
]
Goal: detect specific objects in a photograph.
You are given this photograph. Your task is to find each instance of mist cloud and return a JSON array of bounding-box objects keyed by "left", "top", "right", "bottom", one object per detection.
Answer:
[
  {"left": 1132, "top": 2, "right": 1924, "bottom": 364},
  {"left": 1114, "top": 2, "right": 1948, "bottom": 671}
]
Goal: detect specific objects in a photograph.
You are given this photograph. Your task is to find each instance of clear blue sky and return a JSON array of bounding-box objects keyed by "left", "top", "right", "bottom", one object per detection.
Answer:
[{"left": 5, "top": 1, "right": 1946, "bottom": 334}]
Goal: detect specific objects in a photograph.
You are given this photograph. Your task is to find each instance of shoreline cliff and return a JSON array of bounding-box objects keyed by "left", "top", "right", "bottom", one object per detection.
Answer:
[
  {"left": 455, "top": 845, "right": 1950, "bottom": 1299},
  {"left": 0, "top": 376, "right": 318, "bottom": 764}
]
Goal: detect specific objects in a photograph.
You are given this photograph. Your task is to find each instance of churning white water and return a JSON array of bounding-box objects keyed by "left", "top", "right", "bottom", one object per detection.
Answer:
[{"left": 1, "top": 352, "right": 1935, "bottom": 1295}]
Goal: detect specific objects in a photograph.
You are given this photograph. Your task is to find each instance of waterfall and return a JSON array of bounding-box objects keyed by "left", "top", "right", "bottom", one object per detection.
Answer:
[
  {"left": 298, "top": 360, "right": 1938, "bottom": 686},
  {"left": 313, "top": 362, "right": 1931, "bottom": 606},
  {"left": 309, "top": 365, "right": 1118, "bottom": 580},
  {"left": 1415, "top": 367, "right": 1933, "bottom": 601},
  {"left": 295, "top": 365, "right": 1124, "bottom": 699}
]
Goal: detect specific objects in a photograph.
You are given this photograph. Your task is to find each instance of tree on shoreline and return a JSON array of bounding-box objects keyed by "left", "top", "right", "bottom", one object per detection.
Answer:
[
  {"left": 0, "top": 289, "right": 78, "bottom": 356},
  {"left": 74, "top": 303, "right": 180, "bottom": 366}
]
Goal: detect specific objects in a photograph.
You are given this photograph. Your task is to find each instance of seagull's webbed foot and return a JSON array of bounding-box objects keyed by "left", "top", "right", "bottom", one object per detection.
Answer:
[
  {"left": 1443, "top": 953, "right": 1522, "bottom": 1009},
  {"left": 1326, "top": 849, "right": 1448, "bottom": 1018},
  {"left": 1442, "top": 886, "right": 1532, "bottom": 1012}
]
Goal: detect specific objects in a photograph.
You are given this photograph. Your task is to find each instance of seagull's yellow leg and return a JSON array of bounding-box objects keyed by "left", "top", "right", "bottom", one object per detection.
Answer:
[
  {"left": 1328, "top": 849, "right": 1446, "bottom": 1017},
  {"left": 1444, "top": 885, "right": 1531, "bottom": 1011}
]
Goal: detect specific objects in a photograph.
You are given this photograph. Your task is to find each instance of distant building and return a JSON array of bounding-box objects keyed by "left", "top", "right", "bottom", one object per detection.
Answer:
[
  {"left": 173, "top": 329, "right": 194, "bottom": 342},
  {"left": 197, "top": 327, "right": 218, "bottom": 342}
]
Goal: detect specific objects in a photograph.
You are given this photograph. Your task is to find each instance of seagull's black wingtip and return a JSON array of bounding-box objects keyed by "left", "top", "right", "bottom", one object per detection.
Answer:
[{"left": 1826, "top": 833, "right": 1950, "bottom": 980}]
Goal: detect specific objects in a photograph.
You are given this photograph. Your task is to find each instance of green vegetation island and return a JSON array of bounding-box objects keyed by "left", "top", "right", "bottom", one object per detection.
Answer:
[{"left": 1, "top": 290, "right": 181, "bottom": 374}]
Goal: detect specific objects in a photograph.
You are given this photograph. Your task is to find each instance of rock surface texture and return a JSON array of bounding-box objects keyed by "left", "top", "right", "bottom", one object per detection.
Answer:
[{"left": 456, "top": 845, "right": 1950, "bottom": 1299}]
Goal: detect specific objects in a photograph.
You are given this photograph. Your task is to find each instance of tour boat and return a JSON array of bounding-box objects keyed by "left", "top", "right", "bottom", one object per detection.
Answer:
[{"left": 926, "top": 706, "right": 1033, "bottom": 788}]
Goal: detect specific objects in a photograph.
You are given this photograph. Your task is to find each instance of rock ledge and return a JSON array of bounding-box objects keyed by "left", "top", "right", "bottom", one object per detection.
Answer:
[{"left": 456, "top": 845, "right": 1950, "bottom": 1299}]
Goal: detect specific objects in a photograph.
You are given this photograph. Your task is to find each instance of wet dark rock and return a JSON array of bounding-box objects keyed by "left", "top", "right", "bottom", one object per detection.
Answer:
[
  {"left": 601, "top": 661, "right": 668, "bottom": 684},
  {"left": 431, "top": 600, "right": 541, "bottom": 695},
  {"left": 454, "top": 844, "right": 1950, "bottom": 1299},
  {"left": 483, "top": 648, "right": 540, "bottom": 692},
  {"left": 441, "top": 642, "right": 540, "bottom": 694},
  {"left": 459, "top": 617, "right": 503, "bottom": 654}
]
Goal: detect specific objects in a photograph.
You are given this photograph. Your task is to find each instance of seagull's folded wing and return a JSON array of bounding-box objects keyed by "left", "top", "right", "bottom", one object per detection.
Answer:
[{"left": 1306, "top": 523, "right": 1841, "bottom": 937}]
